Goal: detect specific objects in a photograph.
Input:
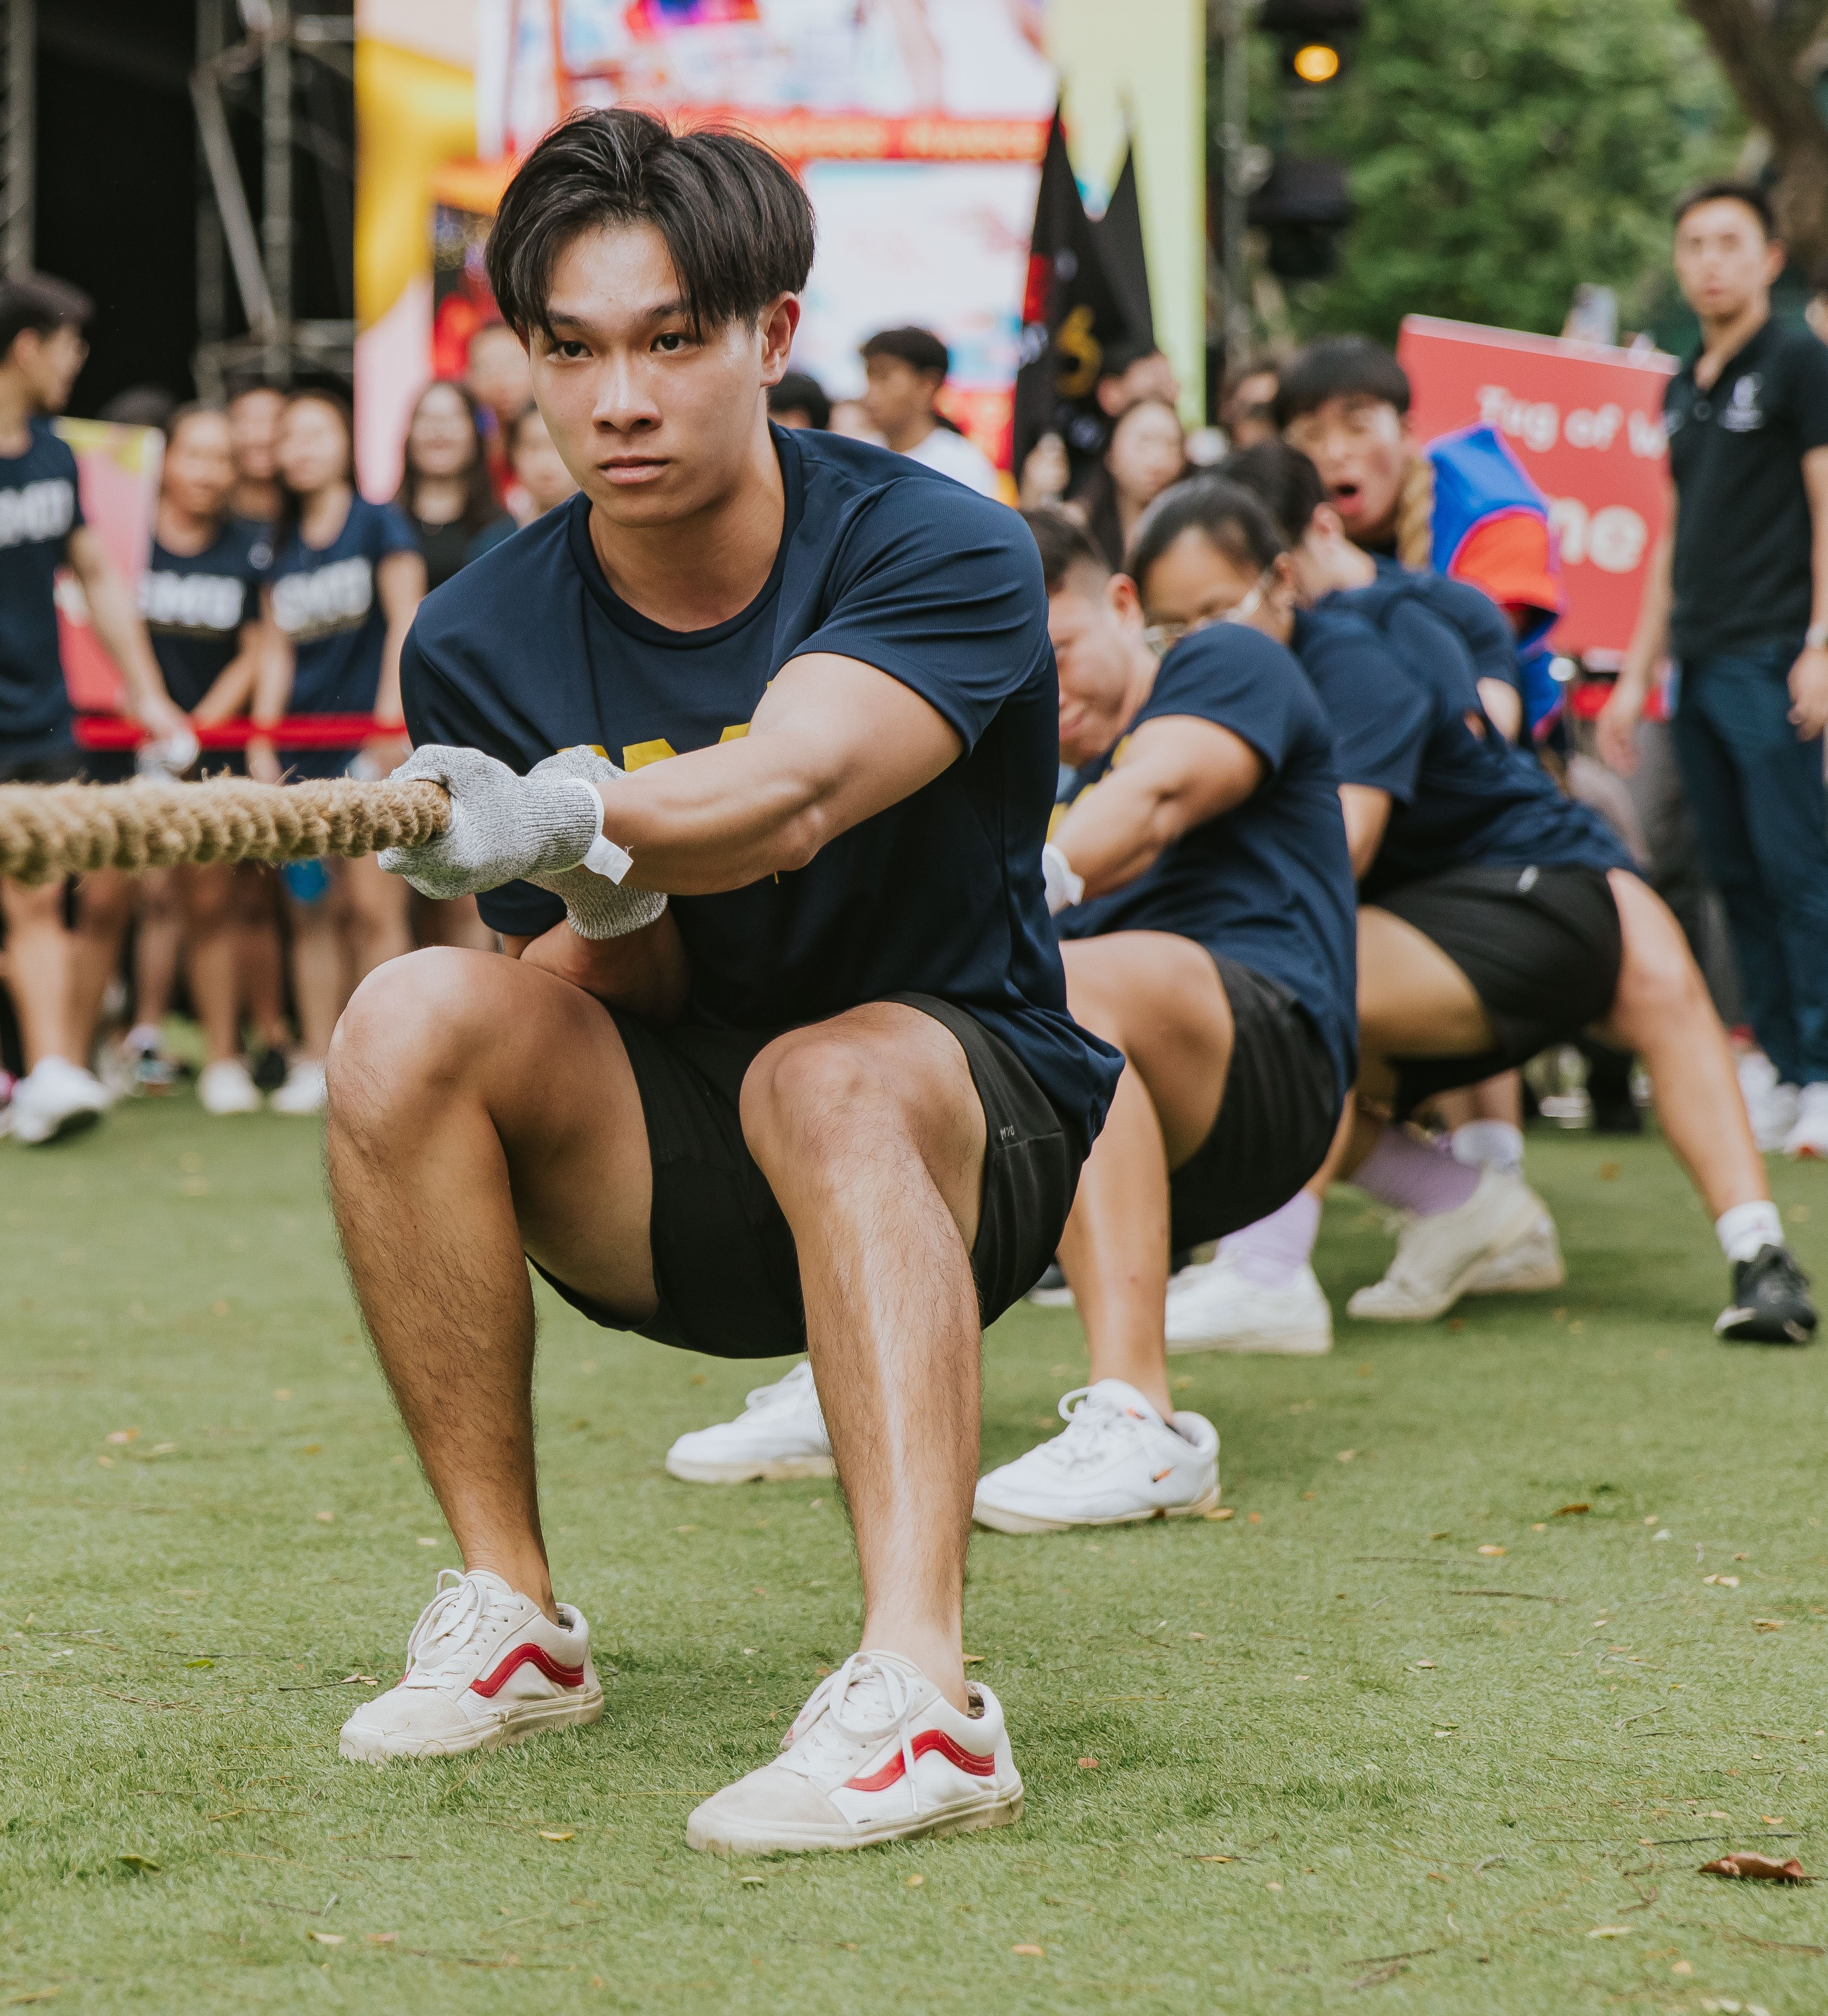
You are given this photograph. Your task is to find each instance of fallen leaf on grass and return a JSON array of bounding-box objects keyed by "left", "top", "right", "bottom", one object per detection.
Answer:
[
  {"left": 364, "top": 1933, "right": 397, "bottom": 1946},
  {"left": 1203, "top": 1508, "right": 1235, "bottom": 1521},
  {"left": 116, "top": 1854, "right": 160, "bottom": 1871},
  {"left": 1753, "top": 1619, "right": 1784, "bottom": 1632},
  {"left": 185, "top": 1659, "right": 214, "bottom": 1670},
  {"left": 905, "top": 1874, "right": 923, "bottom": 1888},
  {"left": 1197, "top": 1855, "right": 1234, "bottom": 1863},
  {"left": 2, "top": 1992, "right": 60, "bottom": 2006},
  {"left": 1246, "top": 1512, "right": 1262, "bottom": 1525},
  {"left": 1763, "top": 1816, "right": 1786, "bottom": 1826},
  {"left": 106, "top": 1429, "right": 139, "bottom": 1445},
  {"left": 1704, "top": 1574, "right": 1740, "bottom": 1588},
  {"left": 1599, "top": 1161, "right": 1621, "bottom": 1180},
  {"left": 1414, "top": 1661, "right": 1436, "bottom": 1670},
  {"left": 1336, "top": 1450, "right": 1356, "bottom": 1463},
  {"left": 1553, "top": 1503, "right": 1590, "bottom": 1517},
  {"left": 538, "top": 1831, "right": 575, "bottom": 1843},
  {"left": 314, "top": 1512, "right": 334, "bottom": 1525},
  {"left": 1700, "top": 1852, "right": 1809, "bottom": 1881},
  {"left": 338, "top": 1674, "right": 378, "bottom": 1686},
  {"left": 1587, "top": 1926, "right": 1632, "bottom": 1938},
  {"left": 306, "top": 1931, "right": 344, "bottom": 1946},
  {"left": 415, "top": 1538, "right": 437, "bottom": 1547},
  {"left": 1010, "top": 1944, "right": 1044, "bottom": 1957},
  {"left": 962, "top": 1654, "right": 985, "bottom": 1665},
  {"left": 1478, "top": 1545, "right": 1505, "bottom": 1557}
]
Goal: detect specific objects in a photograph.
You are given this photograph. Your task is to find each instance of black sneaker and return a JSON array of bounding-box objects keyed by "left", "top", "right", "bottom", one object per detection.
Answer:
[
  {"left": 249, "top": 1046, "right": 290, "bottom": 1094},
  {"left": 1716, "top": 1245, "right": 1818, "bottom": 1345}
]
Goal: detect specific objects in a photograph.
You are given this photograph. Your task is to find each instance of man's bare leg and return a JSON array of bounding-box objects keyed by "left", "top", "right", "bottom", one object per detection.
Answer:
[
  {"left": 741, "top": 1004, "right": 988, "bottom": 1713},
  {"left": 1050, "top": 933, "right": 1235, "bottom": 1416},
  {"left": 326, "top": 948, "right": 659, "bottom": 1618},
  {"left": 1593, "top": 868, "right": 1765, "bottom": 1217},
  {"left": 69, "top": 868, "right": 135, "bottom": 1064}
]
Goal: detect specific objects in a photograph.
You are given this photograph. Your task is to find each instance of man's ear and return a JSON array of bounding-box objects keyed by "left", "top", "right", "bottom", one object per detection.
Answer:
[
  {"left": 1108, "top": 572, "right": 1144, "bottom": 629},
  {"left": 1308, "top": 501, "right": 1347, "bottom": 542},
  {"left": 758, "top": 294, "right": 801, "bottom": 384}
]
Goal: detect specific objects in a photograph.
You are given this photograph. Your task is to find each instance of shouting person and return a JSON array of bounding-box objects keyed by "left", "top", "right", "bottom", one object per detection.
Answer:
[{"left": 325, "top": 111, "right": 1119, "bottom": 1854}]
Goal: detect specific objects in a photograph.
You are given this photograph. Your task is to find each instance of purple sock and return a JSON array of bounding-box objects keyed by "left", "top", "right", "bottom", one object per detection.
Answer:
[
  {"left": 1217, "top": 1189, "right": 1322, "bottom": 1289},
  {"left": 1353, "top": 1124, "right": 1482, "bottom": 1218}
]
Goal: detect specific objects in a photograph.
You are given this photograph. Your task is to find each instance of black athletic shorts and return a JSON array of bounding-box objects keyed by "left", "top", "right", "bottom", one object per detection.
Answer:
[
  {"left": 1167, "top": 954, "right": 1344, "bottom": 1252},
  {"left": 532, "top": 991, "right": 1083, "bottom": 1359},
  {"left": 1373, "top": 862, "right": 1623, "bottom": 1115}
]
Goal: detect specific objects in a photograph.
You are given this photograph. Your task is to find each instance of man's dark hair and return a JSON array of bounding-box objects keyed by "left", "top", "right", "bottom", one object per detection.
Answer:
[
  {"left": 1127, "top": 475, "right": 1287, "bottom": 587},
  {"left": 769, "top": 369, "right": 831, "bottom": 428},
  {"left": 1673, "top": 178, "right": 1777, "bottom": 239},
  {"left": 860, "top": 326, "right": 950, "bottom": 380},
  {"left": 486, "top": 108, "right": 815, "bottom": 342},
  {"left": 1021, "top": 506, "right": 1109, "bottom": 594},
  {"left": 1272, "top": 335, "right": 1410, "bottom": 430},
  {"left": 0, "top": 272, "right": 93, "bottom": 362},
  {"left": 1220, "top": 439, "right": 1327, "bottom": 544}
]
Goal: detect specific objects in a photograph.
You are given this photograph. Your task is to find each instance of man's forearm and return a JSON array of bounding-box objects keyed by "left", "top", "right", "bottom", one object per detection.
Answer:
[
  {"left": 507, "top": 911, "right": 690, "bottom": 1025},
  {"left": 1049, "top": 769, "right": 1178, "bottom": 897},
  {"left": 83, "top": 568, "right": 172, "bottom": 715},
  {"left": 1619, "top": 528, "right": 1672, "bottom": 686}
]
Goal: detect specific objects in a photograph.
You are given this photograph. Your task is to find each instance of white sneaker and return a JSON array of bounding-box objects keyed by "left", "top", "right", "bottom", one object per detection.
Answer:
[
  {"left": 664, "top": 1359, "right": 834, "bottom": 1484},
  {"left": 685, "top": 1650, "right": 1022, "bottom": 1855},
  {"left": 1739, "top": 1052, "right": 1801, "bottom": 1154},
  {"left": 338, "top": 1568, "right": 603, "bottom": 1763},
  {"left": 1164, "top": 1253, "right": 1332, "bottom": 1355},
  {"left": 9, "top": 1056, "right": 110, "bottom": 1146},
  {"left": 1462, "top": 1210, "right": 1566, "bottom": 1295},
  {"left": 197, "top": 1058, "right": 263, "bottom": 1116},
  {"left": 972, "top": 1379, "right": 1219, "bottom": 1534},
  {"left": 269, "top": 1059, "right": 327, "bottom": 1115},
  {"left": 1784, "top": 1083, "right": 1828, "bottom": 1161},
  {"left": 1346, "top": 1167, "right": 1550, "bottom": 1323}
]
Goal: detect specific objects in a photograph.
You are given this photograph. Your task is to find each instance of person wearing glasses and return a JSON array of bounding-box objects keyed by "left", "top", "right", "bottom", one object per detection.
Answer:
[{"left": 967, "top": 503, "right": 1359, "bottom": 1532}]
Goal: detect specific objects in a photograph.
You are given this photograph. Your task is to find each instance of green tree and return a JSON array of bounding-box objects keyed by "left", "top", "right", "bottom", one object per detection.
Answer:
[{"left": 1277, "top": 0, "right": 1743, "bottom": 342}]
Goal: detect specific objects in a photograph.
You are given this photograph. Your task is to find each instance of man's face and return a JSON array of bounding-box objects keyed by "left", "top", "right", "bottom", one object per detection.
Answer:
[
  {"left": 529, "top": 222, "right": 795, "bottom": 531},
  {"left": 860, "top": 354, "right": 936, "bottom": 438},
  {"left": 1673, "top": 199, "right": 1783, "bottom": 324},
  {"left": 1098, "top": 350, "right": 1180, "bottom": 418},
  {"left": 467, "top": 324, "right": 534, "bottom": 423},
  {"left": 1050, "top": 566, "right": 1143, "bottom": 766},
  {"left": 1282, "top": 394, "right": 1406, "bottom": 543},
  {"left": 10, "top": 324, "right": 88, "bottom": 415}
]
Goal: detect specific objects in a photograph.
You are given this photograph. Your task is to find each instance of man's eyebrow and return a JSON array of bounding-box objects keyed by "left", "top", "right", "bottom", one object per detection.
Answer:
[{"left": 545, "top": 298, "right": 693, "bottom": 333}]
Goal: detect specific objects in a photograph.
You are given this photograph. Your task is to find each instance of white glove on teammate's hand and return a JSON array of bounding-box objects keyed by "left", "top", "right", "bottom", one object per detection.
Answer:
[
  {"left": 1042, "top": 841, "right": 1084, "bottom": 916},
  {"left": 523, "top": 747, "right": 667, "bottom": 940},
  {"left": 377, "top": 744, "right": 608, "bottom": 900}
]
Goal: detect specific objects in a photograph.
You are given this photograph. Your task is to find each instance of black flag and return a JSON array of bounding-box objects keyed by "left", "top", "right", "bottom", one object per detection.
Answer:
[
  {"left": 1097, "top": 145, "right": 1155, "bottom": 351},
  {"left": 1011, "top": 109, "right": 1137, "bottom": 482}
]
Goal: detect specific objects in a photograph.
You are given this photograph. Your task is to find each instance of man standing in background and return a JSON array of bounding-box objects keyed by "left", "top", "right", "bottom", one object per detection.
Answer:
[
  {"left": 858, "top": 327, "right": 1002, "bottom": 498},
  {"left": 1601, "top": 182, "right": 1828, "bottom": 1161}
]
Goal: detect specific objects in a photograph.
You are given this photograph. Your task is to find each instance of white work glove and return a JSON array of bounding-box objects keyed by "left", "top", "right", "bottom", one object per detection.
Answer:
[
  {"left": 135, "top": 724, "right": 202, "bottom": 780},
  {"left": 1042, "top": 840, "right": 1084, "bottom": 916},
  {"left": 522, "top": 747, "right": 667, "bottom": 940},
  {"left": 377, "top": 744, "right": 614, "bottom": 901}
]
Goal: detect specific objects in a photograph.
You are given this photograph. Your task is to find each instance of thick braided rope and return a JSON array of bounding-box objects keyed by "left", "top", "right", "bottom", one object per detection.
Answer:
[{"left": 0, "top": 778, "right": 450, "bottom": 884}]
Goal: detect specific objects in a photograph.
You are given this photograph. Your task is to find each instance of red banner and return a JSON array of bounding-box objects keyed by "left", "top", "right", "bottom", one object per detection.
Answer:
[{"left": 1397, "top": 315, "right": 1677, "bottom": 663}]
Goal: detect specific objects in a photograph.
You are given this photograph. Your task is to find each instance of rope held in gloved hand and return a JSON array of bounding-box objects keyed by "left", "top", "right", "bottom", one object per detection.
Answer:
[{"left": 0, "top": 777, "right": 451, "bottom": 884}]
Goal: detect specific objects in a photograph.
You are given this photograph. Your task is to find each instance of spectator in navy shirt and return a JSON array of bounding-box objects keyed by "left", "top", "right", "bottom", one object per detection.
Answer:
[
  {"left": 252, "top": 388, "right": 425, "bottom": 1115},
  {"left": 0, "top": 272, "right": 190, "bottom": 1146}
]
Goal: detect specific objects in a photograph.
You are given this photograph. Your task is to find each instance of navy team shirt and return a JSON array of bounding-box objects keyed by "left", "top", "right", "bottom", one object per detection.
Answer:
[
  {"left": 1055, "top": 625, "right": 1358, "bottom": 1103},
  {"left": 0, "top": 418, "right": 83, "bottom": 755},
  {"left": 1320, "top": 574, "right": 1630, "bottom": 901},
  {"left": 269, "top": 494, "right": 417, "bottom": 777},
  {"left": 402, "top": 425, "right": 1123, "bottom": 1159},
  {"left": 140, "top": 518, "right": 270, "bottom": 711}
]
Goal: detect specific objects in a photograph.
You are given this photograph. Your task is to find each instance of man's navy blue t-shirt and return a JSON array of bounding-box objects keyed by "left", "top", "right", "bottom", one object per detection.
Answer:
[
  {"left": 0, "top": 419, "right": 83, "bottom": 755},
  {"left": 402, "top": 425, "right": 1123, "bottom": 1159},
  {"left": 270, "top": 495, "right": 417, "bottom": 777},
  {"left": 1371, "top": 554, "right": 1518, "bottom": 704},
  {"left": 1055, "top": 625, "right": 1358, "bottom": 1102},
  {"left": 1291, "top": 605, "right": 1430, "bottom": 804},
  {"left": 1323, "top": 575, "right": 1629, "bottom": 901},
  {"left": 141, "top": 518, "right": 270, "bottom": 711}
]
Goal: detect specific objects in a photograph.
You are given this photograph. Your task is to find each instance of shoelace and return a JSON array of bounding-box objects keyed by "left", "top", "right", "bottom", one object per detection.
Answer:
[
  {"left": 403, "top": 1570, "right": 512, "bottom": 1682},
  {"left": 743, "top": 1359, "right": 819, "bottom": 1416},
  {"left": 1032, "top": 1389, "right": 1154, "bottom": 1473},
  {"left": 780, "top": 1651, "right": 929, "bottom": 1813}
]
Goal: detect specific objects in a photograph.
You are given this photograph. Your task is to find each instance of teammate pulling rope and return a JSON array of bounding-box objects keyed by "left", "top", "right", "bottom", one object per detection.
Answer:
[{"left": 0, "top": 776, "right": 450, "bottom": 883}]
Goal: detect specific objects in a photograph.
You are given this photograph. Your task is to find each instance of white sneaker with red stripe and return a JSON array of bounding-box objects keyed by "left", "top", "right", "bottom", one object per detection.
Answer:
[
  {"left": 685, "top": 1650, "right": 1022, "bottom": 1855},
  {"left": 338, "top": 1568, "right": 603, "bottom": 1763},
  {"left": 971, "top": 1379, "right": 1220, "bottom": 1534}
]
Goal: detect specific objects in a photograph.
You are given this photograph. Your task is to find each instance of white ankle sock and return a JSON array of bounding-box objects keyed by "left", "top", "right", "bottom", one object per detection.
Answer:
[
  {"left": 1451, "top": 1121, "right": 1524, "bottom": 1179},
  {"left": 1716, "top": 1199, "right": 1783, "bottom": 1264}
]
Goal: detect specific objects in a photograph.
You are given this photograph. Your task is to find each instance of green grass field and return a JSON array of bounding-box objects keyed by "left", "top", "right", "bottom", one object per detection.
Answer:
[{"left": 3, "top": 1098, "right": 1828, "bottom": 2014}]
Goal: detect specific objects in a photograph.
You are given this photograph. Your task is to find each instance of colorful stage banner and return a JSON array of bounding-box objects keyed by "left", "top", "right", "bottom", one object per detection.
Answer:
[{"left": 52, "top": 419, "right": 163, "bottom": 715}]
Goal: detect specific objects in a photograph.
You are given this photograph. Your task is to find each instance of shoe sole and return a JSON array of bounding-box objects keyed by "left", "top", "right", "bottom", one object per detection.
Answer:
[
  {"left": 1347, "top": 1190, "right": 1550, "bottom": 1324},
  {"left": 664, "top": 1453, "right": 835, "bottom": 1484},
  {"left": 1714, "top": 1308, "right": 1817, "bottom": 1346},
  {"left": 1166, "top": 1324, "right": 1331, "bottom": 1356},
  {"left": 971, "top": 1484, "right": 1220, "bottom": 1536},
  {"left": 14, "top": 1107, "right": 103, "bottom": 1148},
  {"left": 686, "top": 1786, "right": 1024, "bottom": 1856},
  {"left": 338, "top": 1689, "right": 604, "bottom": 1763},
  {"left": 1024, "top": 1287, "right": 1076, "bottom": 1308},
  {"left": 1462, "top": 1256, "right": 1567, "bottom": 1296}
]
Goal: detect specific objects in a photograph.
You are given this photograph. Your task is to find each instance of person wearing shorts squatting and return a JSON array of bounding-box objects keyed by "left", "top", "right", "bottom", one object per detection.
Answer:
[
  {"left": 327, "top": 110, "right": 1121, "bottom": 1855},
  {"left": 1127, "top": 471, "right": 1816, "bottom": 1351}
]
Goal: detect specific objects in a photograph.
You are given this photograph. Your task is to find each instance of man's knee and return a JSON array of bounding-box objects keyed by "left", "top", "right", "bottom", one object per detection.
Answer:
[
  {"left": 1613, "top": 888, "right": 1710, "bottom": 1031},
  {"left": 740, "top": 1033, "right": 890, "bottom": 1172},
  {"left": 328, "top": 948, "right": 500, "bottom": 1122}
]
